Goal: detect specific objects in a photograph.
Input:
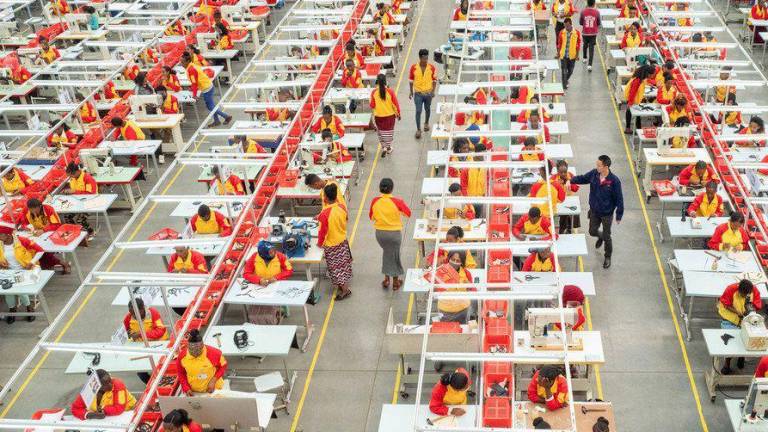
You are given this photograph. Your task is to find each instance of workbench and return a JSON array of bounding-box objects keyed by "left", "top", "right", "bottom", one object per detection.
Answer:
[
  {"left": 99, "top": 140, "right": 163, "bottom": 177},
  {"left": 48, "top": 194, "right": 119, "bottom": 240},
  {"left": 703, "top": 328, "right": 768, "bottom": 402},
  {"left": 0, "top": 269, "right": 54, "bottom": 323},
  {"left": 639, "top": 147, "right": 713, "bottom": 198},
  {"left": 128, "top": 113, "right": 185, "bottom": 154},
  {"left": 93, "top": 166, "right": 144, "bottom": 211},
  {"left": 30, "top": 230, "right": 87, "bottom": 281}
]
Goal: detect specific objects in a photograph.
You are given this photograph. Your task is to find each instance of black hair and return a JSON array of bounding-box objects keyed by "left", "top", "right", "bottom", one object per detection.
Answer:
[
  {"left": 163, "top": 409, "right": 192, "bottom": 427},
  {"left": 95, "top": 368, "right": 110, "bottom": 382},
  {"left": 181, "top": 51, "right": 193, "bottom": 64},
  {"left": 323, "top": 183, "right": 338, "bottom": 201},
  {"left": 528, "top": 206, "right": 541, "bottom": 218},
  {"left": 474, "top": 143, "right": 486, "bottom": 152},
  {"left": 197, "top": 204, "right": 211, "bottom": 217},
  {"left": 739, "top": 279, "right": 754, "bottom": 294},
  {"left": 726, "top": 93, "right": 737, "bottom": 104},
  {"left": 134, "top": 72, "right": 147, "bottom": 86},
  {"left": 111, "top": 117, "right": 125, "bottom": 127},
  {"left": 130, "top": 297, "right": 146, "bottom": 313},
  {"left": 376, "top": 74, "right": 387, "bottom": 100},
  {"left": 730, "top": 210, "right": 745, "bottom": 224},
  {"left": 694, "top": 160, "right": 707, "bottom": 170},
  {"left": 379, "top": 178, "right": 394, "bottom": 194},
  {"left": 321, "top": 129, "right": 333, "bottom": 140},
  {"left": 345, "top": 41, "right": 355, "bottom": 51},
  {"left": 750, "top": 116, "right": 765, "bottom": 132},
  {"left": 304, "top": 173, "right": 321, "bottom": 186},
  {"left": 446, "top": 225, "right": 464, "bottom": 239},
  {"left": 664, "top": 60, "right": 675, "bottom": 70},
  {"left": 322, "top": 105, "right": 333, "bottom": 115},
  {"left": 524, "top": 136, "right": 537, "bottom": 147},
  {"left": 188, "top": 329, "right": 202, "bottom": 343},
  {"left": 563, "top": 17, "right": 572, "bottom": 24},
  {"left": 533, "top": 417, "right": 552, "bottom": 429},
  {"left": 27, "top": 198, "right": 42, "bottom": 209},
  {"left": 447, "top": 250, "right": 467, "bottom": 266},
  {"left": 83, "top": 5, "right": 95, "bottom": 13},
  {"left": 448, "top": 183, "right": 461, "bottom": 194},
  {"left": 556, "top": 159, "right": 568, "bottom": 169},
  {"left": 163, "top": 65, "right": 175, "bottom": 74},
  {"left": 445, "top": 371, "right": 468, "bottom": 389},
  {"left": 210, "top": 165, "right": 220, "bottom": 176},
  {"left": 593, "top": 417, "right": 610, "bottom": 432},
  {"left": 587, "top": 0, "right": 595, "bottom": 6},
  {"left": 65, "top": 162, "right": 80, "bottom": 174},
  {"left": 598, "top": 155, "right": 611, "bottom": 168},
  {"left": 539, "top": 365, "right": 561, "bottom": 380},
  {"left": 452, "top": 138, "right": 469, "bottom": 153},
  {"left": 674, "top": 117, "right": 690, "bottom": 127},
  {"left": 418, "top": 48, "right": 428, "bottom": 57}
]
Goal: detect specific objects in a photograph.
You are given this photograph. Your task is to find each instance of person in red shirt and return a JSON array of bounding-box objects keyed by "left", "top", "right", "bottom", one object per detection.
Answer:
[
  {"left": 687, "top": 180, "right": 724, "bottom": 218},
  {"left": 157, "top": 87, "right": 180, "bottom": 114},
  {"left": 513, "top": 206, "right": 554, "bottom": 240},
  {"left": 518, "top": 111, "right": 551, "bottom": 144},
  {"left": 429, "top": 368, "right": 470, "bottom": 416},
  {"left": 189, "top": 204, "right": 232, "bottom": 237},
  {"left": 162, "top": 409, "right": 203, "bottom": 432},
  {"left": 551, "top": 160, "right": 580, "bottom": 233},
  {"left": 527, "top": 365, "right": 569, "bottom": 410},
  {"left": 708, "top": 211, "right": 749, "bottom": 251},
  {"left": 678, "top": 160, "right": 718, "bottom": 187},
  {"left": 556, "top": 285, "right": 586, "bottom": 331},
  {"left": 341, "top": 59, "right": 364, "bottom": 89},
  {"left": 755, "top": 356, "right": 768, "bottom": 378},
  {"left": 243, "top": 240, "right": 293, "bottom": 285},
  {"left": 10, "top": 63, "right": 31, "bottom": 84},
  {"left": 123, "top": 298, "right": 167, "bottom": 341},
  {"left": 718, "top": 279, "right": 763, "bottom": 374},
  {"left": 578, "top": 0, "right": 601, "bottom": 70},
  {"left": 311, "top": 105, "right": 345, "bottom": 137},
  {"left": 168, "top": 246, "right": 208, "bottom": 273},
  {"left": 508, "top": 31, "right": 533, "bottom": 61},
  {"left": 71, "top": 369, "right": 136, "bottom": 420},
  {"left": 452, "top": 0, "right": 469, "bottom": 21},
  {"left": 162, "top": 66, "right": 182, "bottom": 92},
  {"left": 176, "top": 329, "right": 227, "bottom": 395},
  {"left": 343, "top": 41, "right": 364, "bottom": 68},
  {"left": 522, "top": 247, "right": 558, "bottom": 272}
]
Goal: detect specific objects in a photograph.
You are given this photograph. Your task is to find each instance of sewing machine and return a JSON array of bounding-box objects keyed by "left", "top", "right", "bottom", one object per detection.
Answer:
[
  {"left": 64, "top": 13, "right": 90, "bottom": 34},
  {"left": 221, "top": 3, "right": 249, "bottom": 24},
  {"left": 424, "top": 197, "right": 441, "bottom": 227},
  {"left": 17, "top": 47, "right": 40, "bottom": 68},
  {"left": 0, "top": 21, "right": 16, "bottom": 38},
  {"left": 197, "top": 33, "right": 217, "bottom": 55},
  {"left": 526, "top": 307, "right": 579, "bottom": 349},
  {"left": 656, "top": 127, "right": 695, "bottom": 157},
  {"left": 736, "top": 378, "right": 768, "bottom": 431},
  {"left": 129, "top": 94, "right": 162, "bottom": 122},
  {"left": 80, "top": 148, "right": 114, "bottom": 174},
  {"left": 741, "top": 312, "right": 768, "bottom": 351},
  {"left": 625, "top": 47, "right": 654, "bottom": 70}
]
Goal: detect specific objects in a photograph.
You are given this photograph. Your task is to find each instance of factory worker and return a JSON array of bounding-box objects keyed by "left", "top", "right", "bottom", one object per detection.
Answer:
[
  {"left": 317, "top": 183, "right": 353, "bottom": 301},
  {"left": 529, "top": 167, "right": 566, "bottom": 218},
  {"left": 162, "top": 409, "right": 203, "bottom": 432},
  {"left": 424, "top": 226, "right": 477, "bottom": 269},
  {"left": 678, "top": 160, "right": 718, "bottom": 187},
  {"left": 0, "top": 226, "right": 43, "bottom": 323},
  {"left": 687, "top": 181, "right": 724, "bottom": 218},
  {"left": 210, "top": 166, "right": 245, "bottom": 196},
  {"left": 168, "top": 246, "right": 208, "bottom": 274},
  {"left": 436, "top": 251, "right": 475, "bottom": 323},
  {"left": 304, "top": 174, "right": 345, "bottom": 209},
  {"left": 2, "top": 167, "right": 33, "bottom": 195},
  {"left": 513, "top": 207, "right": 554, "bottom": 240},
  {"left": 527, "top": 365, "right": 569, "bottom": 410},
  {"left": 190, "top": 204, "right": 232, "bottom": 236},
  {"left": 429, "top": 368, "right": 470, "bottom": 416},
  {"left": 522, "top": 247, "right": 558, "bottom": 272},
  {"left": 243, "top": 240, "right": 293, "bottom": 286},
  {"left": 443, "top": 183, "right": 476, "bottom": 220},
  {"left": 554, "top": 285, "right": 586, "bottom": 331},
  {"left": 71, "top": 369, "right": 136, "bottom": 419},
  {"left": 519, "top": 136, "right": 544, "bottom": 162},
  {"left": 64, "top": 162, "right": 98, "bottom": 195},
  {"left": 311, "top": 105, "right": 345, "bottom": 138},
  {"left": 123, "top": 298, "right": 168, "bottom": 341},
  {"left": 717, "top": 279, "right": 763, "bottom": 375},
  {"left": 518, "top": 111, "right": 551, "bottom": 145},
  {"left": 177, "top": 329, "right": 227, "bottom": 395},
  {"left": 708, "top": 211, "right": 748, "bottom": 251}
]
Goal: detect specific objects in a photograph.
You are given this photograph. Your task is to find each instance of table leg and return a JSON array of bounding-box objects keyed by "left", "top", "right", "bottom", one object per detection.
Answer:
[
  {"left": 685, "top": 296, "right": 695, "bottom": 341},
  {"left": 71, "top": 250, "right": 84, "bottom": 281},
  {"left": 301, "top": 304, "right": 314, "bottom": 352},
  {"left": 171, "top": 125, "right": 184, "bottom": 153},
  {"left": 419, "top": 240, "right": 426, "bottom": 258},
  {"left": 122, "top": 184, "right": 137, "bottom": 211},
  {"left": 102, "top": 211, "right": 115, "bottom": 239},
  {"left": 151, "top": 154, "right": 160, "bottom": 178},
  {"left": 38, "top": 292, "right": 52, "bottom": 323}
]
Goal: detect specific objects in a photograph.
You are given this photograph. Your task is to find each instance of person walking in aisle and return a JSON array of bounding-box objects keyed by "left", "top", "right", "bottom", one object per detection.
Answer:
[
  {"left": 570, "top": 155, "right": 624, "bottom": 269},
  {"left": 369, "top": 178, "right": 412, "bottom": 290},
  {"left": 579, "top": 0, "right": 600, "bottom": 71},
  {"left": 556, "top": 18, "right": 581, "bottom": 90},
  {"left": 317, "top": 183, "right": 353, "bottom": 300},
  {"left": 409, "top": 49, "right": 438, "bottom": 140},
  {"left": 181, "top": 52, "right": 232, "bottom": 127},
  {"left": 370, "top": 74, "right": 401, "bottom": 158}
]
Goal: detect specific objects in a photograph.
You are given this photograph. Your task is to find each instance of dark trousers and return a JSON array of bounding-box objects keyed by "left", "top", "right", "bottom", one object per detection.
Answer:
[
  {"left": 625, "top": 108, "right": 641, "bottom": 130},
  {"left": 560, "top": 58, "right": 575, "bottom": 88},
  {"left": 588, "top": 210, "right": 613, "bottom": 258},
  {"left": 414, "top": 92, "right": 433, "bottom": 128},
  {"left": 583, "top": 35, "right": 596, "bottom": 66}
]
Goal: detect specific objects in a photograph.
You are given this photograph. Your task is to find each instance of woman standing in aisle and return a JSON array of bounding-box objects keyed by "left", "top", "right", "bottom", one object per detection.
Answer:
[
  {"left": 369, "top": 74, "right": 401, "bottom": 158},
  {"left": 317, "top": 183, "right": 353, "bottom": 300},
  {"left": 369, "top": 178, "right": 412, "bottom": 290}
]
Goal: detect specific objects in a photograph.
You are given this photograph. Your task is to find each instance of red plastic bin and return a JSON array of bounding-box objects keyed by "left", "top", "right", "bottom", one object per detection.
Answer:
[
  {"left": 482, "top": 397, "right": 511, "bottom": 427},
  {"left": 483, "top": 334, "right": 512, "bottom": 353},
  {"left": 483, "top": 300, "right": 509, "bottom": 319}
]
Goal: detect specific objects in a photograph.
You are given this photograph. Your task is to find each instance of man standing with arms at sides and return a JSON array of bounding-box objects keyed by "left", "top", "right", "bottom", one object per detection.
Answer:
[
  {"left": 579, "top": 0, "right": 601, "bottom": 72},
  {"left": 409, "top": 49, "right": 438, "bottom": 140},
  {"left": 571, "top": 155, "right": 624, "bottom": 269},
  {"left": 556, "top": 18, "right": 581, "bottom": 91}
]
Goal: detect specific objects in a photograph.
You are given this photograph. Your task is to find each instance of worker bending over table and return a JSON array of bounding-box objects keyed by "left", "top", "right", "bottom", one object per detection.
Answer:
[
  {"left": 190, "top": 204, "right": 232, "bottom": 237},
  {"left": 429, "top": 368, "right": 470, "bottom": 417},
  {"left": 243, "top": 240, "right": 293, "bottom": 285},
  {"left": 177, "top": 329, "right": 227, "bottom": 396},
  {"left": 304, "top": 174, "right": 345, "bottom": 209},
  {"left": 2, "top": 167, "right": 33, "bottom": 196},
  {"left": 168, "top": 246, "right": 208, "bottom": 274},
  {"left": 62, "top": 162, "right": 98, "bottom": 239},
  {"left": 522, "top": 247, "right": 558, "bottom": 272},
  {"left": 162, "top": 409, "right": 203, "bottom": 432},
  {"left": 123, "top": 298, "right": 168, "bottom": 341},
  {"left": 436, "top": 250, "right": 474, "bottom": 322},
  {"left": 718, "top": 279, "right": 763, "bottom": 375},
  {"left": 311, "top": 106, "right": 345, "bottom": 138},
  {"left": 513, "top": 207, "right": 555, "bottom": 240},
  {"left": 71, "top": 369, "right": 136, "bottom": 420},
  {"left": 528, "top": 365, "right": 569, "bottom": 410},
  {"left": 210, "top": 166, "right": 245, "bottom": 196},
  {"left": 424, "top": 226, "right": 477, "bottom": 269},
  {"left": 679, "top": 161, "right": 718, "bottom": 187},
  {"left": 0, "top": 226, "right": 45, "bottom": 323},
  {"left": 708, "top": 211, "right": 748, "bottom": 251}
]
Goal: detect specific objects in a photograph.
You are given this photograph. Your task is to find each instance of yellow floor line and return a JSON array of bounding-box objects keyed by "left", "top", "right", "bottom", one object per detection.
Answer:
[
  {"left": 289, "top": 1, "right": 429, "bottom": 428},
  {"left": 596, "top": 44, "right": 709, "bottom": 432}
]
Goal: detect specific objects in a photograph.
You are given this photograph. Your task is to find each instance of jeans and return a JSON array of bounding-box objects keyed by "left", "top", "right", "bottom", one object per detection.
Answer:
[
  {"left": 414, "top": 92, "right": 433, "bottom": 128},
  {"left": 5, "top": 295, "right": 30, "bottom": 308},
  {"left": 560, "top": 58, "right": 575, "bottom": 88},
  {"left": 588, "top": 210, "right": 614, "bottom": 258},
  {"left": 583, "top": 35, "right": 596, "bottom": 66},
  {"left": 202, "top": 87, "right": 229, "bottom": 122}
]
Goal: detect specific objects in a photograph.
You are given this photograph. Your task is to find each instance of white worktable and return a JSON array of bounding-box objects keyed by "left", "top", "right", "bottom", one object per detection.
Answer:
[
  {"left": 378, "top": 404, "right": 477, "bottom": 431},
  {"left": 403, "top": 268, "right": 596, "bottom": 295},
  {"left": 112, "top": 285, "right": 200, "bottom": 308},
  {"left": 666, "top": 216, "right": 729, "bottom": 238},
  {"left": 223, "top": 279, "right": 315, "bottom": 306},
  {"left": 65, "top": 342, "right": 165, "bottom": 374},
  {"left": 169, "top": 200, "right": 246, "bottom": 219},
  {"left": 674, "top": 250, "right": 762, "bottom": 273},
  {"left": 204, "top": 323, "right": 297, "bottom": 356},
  {"left": 426, "top": 144, "right": 573, "bottom": 166},
  {"left": 47, "top": 194, "right": 118, "bottom": 239}
]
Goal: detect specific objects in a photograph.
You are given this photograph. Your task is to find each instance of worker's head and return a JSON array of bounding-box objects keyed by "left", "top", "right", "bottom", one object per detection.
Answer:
[
  {"left": 446, "top": 251, "right": 466, "bottom": 270},
  {"left": 345, "top": 59, "right": 355, "bottom": 71},
  {"left": 26, "top": 198, "right": 43, "bottom": 216},
  {"left": 452, "top": 138, "right": 470, "bottom": 154},
  {"left": 155, "top": 86, "right": 167, "bottom": 99},
  {"left": 562, "top": 284, "right": 585, "bottom": 308},
  {"left": 163, "top": 66, "right": 174, "bottom": 78},
  {"left": 446, "top": 226, "right": 464, "bottom": 243},
  {"left": 523, "top": 136, "right": 537, "bottom": 150},
  {"left": 440, "top": 369, "right": 470, "bottom": 391},
  {"left": 726, "top": 93, "right": 737, "bottom": 106},
  {"left": 694, "top": 160, "right": 708, "bottom": 176},
  {"left": 197, "top": 204, "right": 211, "bottom": 221},
  {"left": 705, "top": 180, "right": 718, "bottom": 197},
  {"left": 83, "top": 5, "right": 95, "bottom": 14},
  {"left": 537, "top": 365, "right": 561, "bottom": 388},
  {"left": 674, "top": 117, "right": 690, "bottom": 128},
  {"left": 257, "top": 240, "right": 275, "bottom": 261},
  {"left": 528, "top": 206, "right": 541, "bottom": 223},
  {"left": 663, "top": 60, "right": 675, "bottom": 73},
  {"left": 729, "top": 210, "right": 745, "bottom": 230},
  {"left": 210, "top": 165, "right": 222, "bottom": 179},
  {"left": 592, "top": 417, "right": 610, "bottom": 432},
  {"left": 2, "top": 168, "right": 16, "bottom": 181},
  {"left": 128, "top": 298, "right": 147, "bottom": 320},
  {"left": 529, "top": 111, "right": 541, "bottom": 129},
  {"left": 663, "top": 73, "right": 674, "bottom": 88},
  {"left": 291, "top": 46, "right": 303, "bottom": 57},
  {"left": 749, "top": 116, "right": 765, "bottom": 133},
  {"left": 512, "top": 31, "right": 524, "bottom": 42},
  {"left": 691, "top": 32, "right": 702, "bottom": 43},
  {"left": 65, "top": 162, "right": 81, "bottom": 178},
  {"left": 375, "top": 73, "right": 388, "bottom": 93},
  {"left": 174, "top": 246, "right": 190, "bottom": 259},
  {"left": 323, "top": 182, "right": 338, "bottom": 203},
  {"left": 304, "top": 174, "right": 324, "bottom": 190},
  {"left": 181, "top": 52, "right": 193, "bottom": 67},
  {"left": 629, "top": 22, "right": 638, "bottom": 34},
  {"left": 719, "top": 66, "right": 732, "bottom": 81},
  {"left": 556, "top": 159, "right": 569, "bottom": 176},
  {"left": 187, "top": 329, "right": 204, "bottom": 357},
  {"left": 596, "top": 155, "right": 611, "bottom": 176},
  {"left": 448, "top": 182, "right": 462, "bottom": 196},
  {"left": 533, "top": 417, "right": 552, "bottom": 429},
  {"left": 379, "top": 177, "right": 394, "bottom": 194},
  {"left": 673, "top": 94, "right": 687, "bottom": 109},
  {"left": 418, "top": 48, "right": 429, "bottom": 65},
  {"left": 563, "top": 18, "right": 573, "bottom": 31},
  {"left": 213, "top": 10, "right": 222, "bottom": 21},
  {"left": 0, "top": 226, "right": 12, "bottom": 243},
  {"left": 321, "top": 128, "right": 333, "bottom": 143},
  {"left": 94, "top": 369, "right": 113, "bottom": 391},
  {"left": 538, "top": 166, "right": 548, "bottom": 180},
  {"left": 187, "top": 45, "right": 202, "bottom": 55},
  {"left": 344, "top": 41, "right": 355, "bottom": 56},
  {"left": 162, "top": 409, "right": 192, "bottom": 432},
  {"left": 474, "top": 143, "right": 486, "bottom": 155},
  {"left": 39, "top": 37, "right": 49, "bottom": 50},
  {"left": 322, "top": 105, "right": 333, "bottom": 121},
  {"left": 587, "top": 0, "right": 595, "bottom": 6},
  {"left": 537, "top": 247, "right": 551, "bottom": 261},
  {"left": 738, "top": 279, "right": 754, "bottom": 297},
  {"left": 459, "top": 0, "right": 468, "bottom": 11},
  {"left": 134, "top": 71, "right": 147, "bottom": 87},
  {"left": 111, "top": 117, "right": 125, "bottom": 128}
]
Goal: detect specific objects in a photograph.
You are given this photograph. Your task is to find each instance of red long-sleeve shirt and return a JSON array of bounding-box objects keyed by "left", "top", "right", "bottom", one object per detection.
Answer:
[
  {"left": 755, "top": 356, "right": 768, "bottom": 378},
  {"left": 71, "top": 378, "right": 134, "bottom": 420},
  {"left": 428, "top": 369, "right": 469, "bottom": 415},
  {"left": 527, "top": 371, "right": 569, "bottom": 410},
  {"left": 708, "top": 222, "right": 749, "bottom": 251},
  {"left": 242, "top": 252, "right": 293, "bottom": 284},
  {"left": 678, "top": 164, "right": 718, "bottom": 186},
  {"left": 512, "top": 214, "right": 554, "bottom": 239},
  {"left": 176, "top": 346, "right": 227, "bottom": 393},
  {"left": 122, "top": 307, "right": 167, "bottom": 340}
]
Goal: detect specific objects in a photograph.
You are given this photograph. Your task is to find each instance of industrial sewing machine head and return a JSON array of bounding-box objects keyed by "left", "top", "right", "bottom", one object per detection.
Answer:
[
  {"left": 526, "top": 307, "right": 579, "bottom": 349},
  {"left": 65, "top": 14, "right": 90, "bottom": 34},
  {"left": 625, "top": 47, "right": 654, "bottom": 70},
  {"left": 129, "top": 94, "right": 162, "bottom": 122},
  {"left": 424, "top": 197, "right": 442, "bottom": 229},
  {"left": 656, "top": 126, "right": 696, "bottom": 157},
  {"left": 738, "top": 378, "right": 768, "bottom": 431},
  {"left": 79, "top": 148, "right": 113, "bottom": 174},
  {"left": 16, "top": 47, "right": 40, "bottom": 69},
  {"left": 741, "top": 312, "right": 768, "bottom": 351}
]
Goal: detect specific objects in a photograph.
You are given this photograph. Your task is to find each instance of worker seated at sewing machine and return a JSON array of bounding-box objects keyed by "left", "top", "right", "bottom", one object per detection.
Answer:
[
  {"left": 177, "top": 329, "right": 227, "bottom": 396},
  {"left": 64, "top": 162, "right": 98, "bottom": 195},
  {"left": 424, "top": 226, "right": 477, "bottom": 269},
  {"left": 47, "top": 124, "right": 79, "bottom": 149},
  {"left": 444, "top": 183, "right": 476, "bottom": 220},
  {"left": 558, "top": 285, "right": 586, "bottom": 331},
  {"left": 522, "top": 247, "right": 558, "bottom": 272},
  {"left": 190, "top": 204, "right": 233, "bottom": 237},
  {"left": 712, "top": 94, "right": 742, "bottom": 128},
  {"left": 37, "top": 37, "right": 60, "bottom": 65},
  {"left": 111, "top": 117, "right": 146, "bottom": 142},
  {"left": 678, "top": 160, "right": 718, "bottom": 188},
  {"left": 619, "top": 22, "right": 643, "bottom": 49},
  {"left": 663, "top": 95, "right": 692, "bottom": 127},
  {"left": 519, "top": 137, "right": 544, "bottom": 162},
  {"left": 734, "top": 116, "right": 766, "bottom": 147},
  {"left": 513, "top": 207, "right": 555, "bottom": 240},
  {"left": 429, "top": 368, "right": 470, "bottom": 417},
  {"left": 529, "top": 167, "right": 566, "bottom": 218},
  {"left": 718, "top": 279, "right": 765, "bottom": 375},
  {"left": 64, "top": 13, "right": 93, "bottom": 34},
  {"left": 708, "top": 211, "right": 749, "bottom": 251},
  {"left": 527, "top": 305, "right": 582, "bottom": 350},
  {"left": 168, "top": 246, "right": 209, "bottom": 274},
  {"left": 243, "top": 240, "right": 293, "bottom": 286},
  {"left": 517, "top": 96, "right": 552, "bottom": 123},
  {"left": 435, "top": 250, "right": 475, "bottom": 323},
  {"left": 2, "top": 167, "right": 33, "bottom": 195},
  {"left": 667, "top": 117, "right": 697, "bottom": 148},
  {"left": 311, "top": 105, "right": 346, "bottom": 138},
  {"left": 313, "top": 129, "right": 353, "bottom": 164},
  {"left": 301, "top": 174, "right": 343, "bottom": 209},
  {"left": 686, "top": 180, "right": 724, "bottom": 218},
  {"left": 71, "top": 370, "right": 136, "bottom": 420},
  {"left": 230, "top": 135, "right": 266, "bottom": 154},
  {"left": 210, "top": 166, "right": 245, "bottom": 196},
  {"left": 123, "top": 298, "right": 168, "bottom": 341},
  {"left": 527, "top": 365, "right": 569, "bottom": 411},
  {"left": 265, "top": 88, "right": 296, "bottom": 122}
]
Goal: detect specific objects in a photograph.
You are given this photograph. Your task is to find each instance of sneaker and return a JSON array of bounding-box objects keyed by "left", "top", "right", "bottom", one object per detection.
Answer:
[
  {"left": 603, "top": 257, "right": 611, "bottom": 269},
  {"left": 224, "top": 115, "right": 233, "bottom": 125},
  {"left": 424, "top": 124, "right": 430, "bottom": 132},
  {"left": 415, "top": 130, "right": 421, "bottom": 139},
  {"left": 595, "top": 238, "right": 603, "bottom": 249},
  {"left": 588, "top": 65, "right": 592, "bottom": 72},
  {"left": 380, "top": 148, "right": 387, "bottom": 158},
  {"left": 386, "top": 146, "right": 393, "bottom": 154},
  {"left": 720, "top": 365, "right": 733, "bottom": 375},
  {"left": 210, "top": 120, "right": 222, "bottom": 127}
]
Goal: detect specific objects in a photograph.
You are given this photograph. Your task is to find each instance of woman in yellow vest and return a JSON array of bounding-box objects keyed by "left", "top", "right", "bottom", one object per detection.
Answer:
[
  {"left": 2, "top": 167, "right": 33, "bottom": 195},
  {"left": 717, "top": 279, "right": 763, "bottom": 374},
  {"left": 0, "top": 226, "right": 43, "bottom": 323},
  {"left": 429, "top": 368, "right": 470, "bottom": 416},
  {"left": 71, "top": 370, "right": 136, "bottom": 420},
  {"left": 177, "top": 330, "right": 227, "bottom": 395},
  {"left": 369, "top": 74, "right": 401, "bottom": 157},
  {"left": 190, "top": 204, "right": 232, "bottom": 236},
  {"left": 243, "top": 240, "right": 293, "bottom": 285},
  {"left": 369, "top": 178, "right": 412, "bottom": 290},
  {"left": 708, "top": 211, "right": 749, "bottom": 251},
  {"left": 162, "top": 409, "right": 203, "bottom": 432},
  {"left": 210, "top": 166, "right": 245, "bottom": 195},
  {"left": 522, "top": 247, "right": 558, "bottom": 272},
  {"left": 317, "top": 184, "right": 353, "bottom": 300},
  {"left": 445, "top": 183, "right": 476, "bottom": 220},
  {"left": 529, "top": 168, "right": 566, "bottom": 218},
  {"left": 304, "top": 174, "right": 346, "bottom": 209},
  {"left": 436, "top": 251, "right": 475, "bottom": 322},
  {"left": 123, "top": 298, "right": 168, "bottom": 341}
]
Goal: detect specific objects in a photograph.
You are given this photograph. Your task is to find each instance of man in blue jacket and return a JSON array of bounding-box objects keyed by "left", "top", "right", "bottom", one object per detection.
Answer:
[{"left": 571, "top": 155, "right": 624, "bottom": 269}]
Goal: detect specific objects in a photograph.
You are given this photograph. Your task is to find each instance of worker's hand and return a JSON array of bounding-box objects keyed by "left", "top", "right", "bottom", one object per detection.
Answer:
[
  {"left": 736, "top": 244, "right": 744, "bottom": 251},
  {"left": 129, "top": 331, "right": 142, "bottom": 340},
  {"left": 207, "top": 380, "right": 217, "bottom": 393},
  {"left": 179, "top": 268, "right": 187, "bottom": 273},
  {"left": 0, "top": 261, "right": 9, "bottom": 269},
  {"left": 33, "top": 229, "right": 43, "bottom": 236},
  {"left": 688, "top": 211, "right": 697, "bottom": 218},
  {"left": 22, "top": 263, "right": 34, "bottom": 270},
  {"left": 86, "top": 412, "right": 106, "bottom": 420},
  {"left": 450, "top": 407, "right": 466, "bottom": 416},
  {"left": 259, "top": 279, "right": 270, "bottom": 286},
  {"left": 185, "top": 389, "right": 194, "bottom": 397},
  {"left": 408, "top": 91, "right": 413, "bottom": 99},
  {"left": 396, "top": 115, "right": 401, "bottom": 121}
]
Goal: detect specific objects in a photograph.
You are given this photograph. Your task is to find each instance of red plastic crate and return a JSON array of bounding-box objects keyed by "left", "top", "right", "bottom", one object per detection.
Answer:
[
  {"left": 488, "top": 250, "right": 511, "bottom": 266},
  {"left": 487, "top": 265, "right": 510, "bottom": 285},
  {"left": 492, "top": 181, "right": 511, "bottom": 197},
  {"left": 482, "top": 397, "right": 511, "bottom": 427},
  {"left": 489, "top": 223, "right": 510, "bottom": 242},
  {"left": 483, "top": 300, "right": 509, "bottom": 319},
  {"left": 483, "top": 334, "right": 512, "bottom": 353},
  {"left": 485, "top": 317, "right": 511, "bottom": 337},
  {"left": 490, "top": 213, "right": 510, "bottom": 226},
  {"left": 483, "top": 361, "right": 511, "bottom": 376},
  {"left": 483, "top": 372, "right": 513, "bottom": 397}
]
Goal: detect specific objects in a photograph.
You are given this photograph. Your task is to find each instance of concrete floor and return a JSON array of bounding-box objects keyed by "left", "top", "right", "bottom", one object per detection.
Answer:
[{"left": 1, "top": 0, "right": 767, "bottom": 431}]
